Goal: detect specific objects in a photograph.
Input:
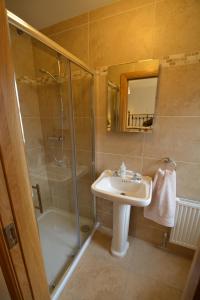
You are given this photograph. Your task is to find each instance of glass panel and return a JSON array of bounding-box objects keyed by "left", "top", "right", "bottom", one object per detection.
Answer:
[
  {"left": 9, "top": 25, "right": 79, "bottom": 291},
  {"left": 0, "top": 267, "right": 11, "bottom": 300},
  {"left": 70, "top": 63, "right": 95, "bottom": 245}
]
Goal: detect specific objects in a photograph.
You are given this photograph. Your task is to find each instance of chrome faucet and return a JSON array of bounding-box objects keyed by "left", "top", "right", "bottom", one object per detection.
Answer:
[
  {"left": 112, "top": 169, "right": 142, "bottom": 182},
  {"left": 132, "top": 172, "right": 142, "bottom": 182}
]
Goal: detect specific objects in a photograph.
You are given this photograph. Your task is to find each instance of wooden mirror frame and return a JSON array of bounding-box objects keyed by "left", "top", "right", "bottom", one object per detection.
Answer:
[{"left": 119, "top": 59, "right": 159, "bottom": 132}]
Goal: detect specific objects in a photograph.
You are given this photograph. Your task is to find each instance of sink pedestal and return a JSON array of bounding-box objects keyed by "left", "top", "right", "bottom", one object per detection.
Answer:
[
  {"left": 111, "top": 203, "right": 131, "bottom": 257},
  {"left": 91, "top": 170, "right": 152, "bottom": 257}
]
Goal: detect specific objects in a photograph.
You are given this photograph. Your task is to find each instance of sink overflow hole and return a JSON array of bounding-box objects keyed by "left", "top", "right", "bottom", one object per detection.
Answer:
[{"left": 120, "top": 192, "right": 126, "bottom": 196}]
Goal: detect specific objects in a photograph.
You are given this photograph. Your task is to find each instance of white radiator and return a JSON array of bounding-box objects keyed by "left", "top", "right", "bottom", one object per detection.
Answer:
[{"left": 169, "top": 198, "right": 200, "bottom": 250}]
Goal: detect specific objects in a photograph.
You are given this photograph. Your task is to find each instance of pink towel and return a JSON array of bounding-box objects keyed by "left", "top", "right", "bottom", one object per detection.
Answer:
[{"left": 144, "top": 168, "right": 176, "bottom": 227}]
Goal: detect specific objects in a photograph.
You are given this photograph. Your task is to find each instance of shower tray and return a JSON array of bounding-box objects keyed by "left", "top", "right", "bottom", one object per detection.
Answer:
[{"left": 37, "top": 208, "right": 92, "bottom": 289}]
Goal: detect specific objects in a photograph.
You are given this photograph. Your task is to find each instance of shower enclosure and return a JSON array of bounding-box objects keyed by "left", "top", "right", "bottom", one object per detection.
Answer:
[{"left": 8, "top": 14, "right": 95, "bottom": 295}]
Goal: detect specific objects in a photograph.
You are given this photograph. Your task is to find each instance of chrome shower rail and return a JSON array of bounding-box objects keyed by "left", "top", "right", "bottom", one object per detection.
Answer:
[{"left": 7, "top": 10, "right": 95, "bottom": 76}]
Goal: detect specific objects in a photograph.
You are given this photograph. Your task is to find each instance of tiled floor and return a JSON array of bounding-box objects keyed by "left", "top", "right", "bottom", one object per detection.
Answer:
[{"left": 59, "top": 229, "right": 192, "bottom": 300}]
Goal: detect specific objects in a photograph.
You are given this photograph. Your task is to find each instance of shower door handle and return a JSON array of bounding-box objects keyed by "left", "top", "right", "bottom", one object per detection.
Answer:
[{"left": 32, "top": 184, "right": 43, "bottom": 214}]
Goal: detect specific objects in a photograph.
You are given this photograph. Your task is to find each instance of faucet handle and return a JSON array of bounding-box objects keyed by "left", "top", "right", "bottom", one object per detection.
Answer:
[
  {"left": 113, "top": 170, "right": 119, "bottom": 177},
  {"left": 132, "top": 172, "right": 142, "bottom": 181}
]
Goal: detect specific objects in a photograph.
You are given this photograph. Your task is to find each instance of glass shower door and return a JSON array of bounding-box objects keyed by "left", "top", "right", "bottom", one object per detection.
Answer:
[
  {"left": 70, "top": 63, "right": 95, "bottom": 245},
  {"left": 9, "top": 25, "right": 79, "bottom": 290}
]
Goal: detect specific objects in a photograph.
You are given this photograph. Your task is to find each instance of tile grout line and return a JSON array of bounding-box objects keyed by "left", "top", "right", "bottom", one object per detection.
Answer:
[
  {"left": 95, "top": 50, "right": 200, "bottom": 70},
  {"left": 96, "top": 114, "right": 200, "bottom": 118},
  {"left": 96, "top": 151, "right": 143, "bottom": 159},
  {"left": 47, "top": 1, "right": 156, "bottom": 37},
  {"left": 142, "top": 155, "right": 200, "bottom": 165},
  {"left": 89, "top": 1, "right": 156, "bottom": 25},
  {"left": 48, "top": 22, "right": 89, "bottom": 37},
  {"left": 156, "top": 115, "right": 200, "bottom": 118},
  {"left": 45, "top": 0, "right": 168, "bottom": 38},
  {"left": 151, "top": 0, "right": 157, "bottom": 59},
  {"left": 141, "top": 133, "right": 145, "bottom": 174},
  {"left": 88, "top": 12, "right": 90, "bottom": 66},
  {"left": 96, "top": 152, "right": 200, "bottom": 165}
]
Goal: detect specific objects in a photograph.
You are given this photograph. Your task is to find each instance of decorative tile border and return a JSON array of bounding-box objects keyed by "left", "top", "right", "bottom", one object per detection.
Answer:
[
  {"left": 96, "top": 51, "right": 200, "bottom": 73},
  {"left": 161, "top": 51, "right": 200, "bottom": 67}
]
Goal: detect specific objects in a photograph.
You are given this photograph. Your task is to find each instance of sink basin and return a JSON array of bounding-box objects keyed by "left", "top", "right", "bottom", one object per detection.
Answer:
[
  {"left": 91, "top": 170, "right": 152, "bottom": 257},
  {"left": 91, "top": 170, "right": 152, "bottom": 207}
]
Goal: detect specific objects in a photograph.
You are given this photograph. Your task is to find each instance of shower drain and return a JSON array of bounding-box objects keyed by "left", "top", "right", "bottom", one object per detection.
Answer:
[{"left": 81, "top": 224, "right": 90, "bottom": 233}]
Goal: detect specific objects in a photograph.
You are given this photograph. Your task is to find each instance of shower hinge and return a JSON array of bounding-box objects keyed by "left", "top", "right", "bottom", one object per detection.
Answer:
[{"left": 4, "top": 223, "right": 18, "bottom": 249}]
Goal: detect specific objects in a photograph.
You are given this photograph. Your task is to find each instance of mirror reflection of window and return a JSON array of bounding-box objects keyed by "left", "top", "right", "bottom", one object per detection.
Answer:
[{"left": 127, "top": 77, "right": 158, "bottom": 129}]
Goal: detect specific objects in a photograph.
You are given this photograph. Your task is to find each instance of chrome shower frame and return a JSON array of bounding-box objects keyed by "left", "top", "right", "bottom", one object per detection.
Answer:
[
  {"left": 7, "top": 9, "right": 97, "bottom": 299},
  {"left": 7, "top": 10, "right": 94, "bottom": 75}
]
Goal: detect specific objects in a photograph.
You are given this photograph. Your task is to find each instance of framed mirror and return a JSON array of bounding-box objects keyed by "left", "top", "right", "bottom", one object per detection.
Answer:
[{"left": 107, "top": 59, "right": 159, "bottom": 132}]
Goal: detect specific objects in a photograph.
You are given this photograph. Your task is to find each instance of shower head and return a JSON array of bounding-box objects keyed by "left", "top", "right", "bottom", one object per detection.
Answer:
[{"left": 39, "top": 68, "right": 57, "bottom": 81}]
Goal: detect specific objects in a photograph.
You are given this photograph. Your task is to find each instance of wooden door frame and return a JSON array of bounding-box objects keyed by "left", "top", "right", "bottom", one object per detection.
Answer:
[
  {"left": 0, "top": 211, "right": 23, "bottom": 300},
  {"left": 0, "top": 156, "right": 32, "bottom": 300},
  {"left": 0, "top": 1, "right": 50, "bottom": 299}
]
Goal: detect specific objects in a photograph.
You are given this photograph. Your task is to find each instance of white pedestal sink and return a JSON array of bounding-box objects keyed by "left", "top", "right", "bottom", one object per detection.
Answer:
[{"left": 91, "top": 170, "right": 152, "bottom": 257}]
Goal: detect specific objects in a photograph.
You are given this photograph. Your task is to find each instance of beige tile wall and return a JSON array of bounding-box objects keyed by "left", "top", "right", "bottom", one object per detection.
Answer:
[
  {"left": 42, "top": 0, "right": 200, "bottom": 250},
  {"left": 42, "top": 0, "right": 200, "bottom": 68},
  {"left": 95, "top": 62, "right": 200, "bottom": 252}
]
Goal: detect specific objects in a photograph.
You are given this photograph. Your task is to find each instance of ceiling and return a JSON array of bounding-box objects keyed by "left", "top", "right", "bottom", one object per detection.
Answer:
[{"left": 5, "top": 0, "right": 117, "bottom": 29}]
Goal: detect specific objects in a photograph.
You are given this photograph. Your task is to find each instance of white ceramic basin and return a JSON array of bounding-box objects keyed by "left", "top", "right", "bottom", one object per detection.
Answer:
[
  {"left": 91, "top": 170, "right": 152, "bottom": 207},
  {"left": 91, "top": 170, "right": 152, "bottom": 257}
]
